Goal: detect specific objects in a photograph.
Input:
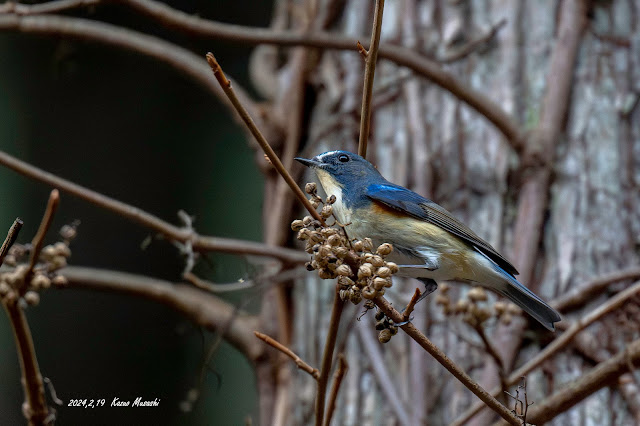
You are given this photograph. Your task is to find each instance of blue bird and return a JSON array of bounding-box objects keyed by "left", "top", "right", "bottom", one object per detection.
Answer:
[{"left": 295, "top": 150, "right": 561, "bottom": 331}]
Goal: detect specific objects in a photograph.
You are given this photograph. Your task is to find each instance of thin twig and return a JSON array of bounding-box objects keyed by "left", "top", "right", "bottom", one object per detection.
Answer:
[
  {"left": 205, "top": 53, "right": 325, "bottom": 226},
  {"left": 552, "top": 267, "right": 640, "bottom": 313},
  {"left": 357, "top": 0, "right": 384, "bottom": 158},
  {"left": 257, "top": 11, "right": 320, "bottom": 421},
  {"left": 452, "top": 279, "right": 640, "bottom": 426},
  {"left": 356, "top": 322, "right": 412, "bottom": 426},
  {"left": 323, "top": 353, "right": 348, "bottom": 426},
  {"left": 374, "top": 296, "right": 520, "bottom": 426},
  {"left": 264, "top": 46, "right": 309, "bottom": 246},
  {"left": 438, "top": 18, "right": 507, "bottom": 63},
  {"left": 60, "top": 266, "right": 263, "bottom": 362},
  {"left": 43, "top": 377, "right": 63, "bottom": 406},
  {"left": 0, "top": 0, "right": 99, "bottom": 14},
  {"left": 510, "top": 280, "right": 640, "bottom": 383},
  {"left": 494, "top": 339, "right": 640, "bottom": 425},
  {"left": 356, "top": 40, "right": 368, "bottom": 58},
  {"left": 472, "top": 323, "right": 508, "bottom": 397},
  {"left": 255, "top": 331, "right": 320, "bottom": 380},
  {"left": 0, "top": 218, "right": 23, "bottom": 266},
  {"left": 2, "top": 208, "right": 49, "bottom": 425},
  {"left": 315, "top": 283, "right": 345, "bottom": 426},
  {"left": 24, "top": 189, "right": 60, "bottom": 287},
  {"left": 184, "top": 272, "right": 255, "bottom": 293},
  {"left": 183, "top": 267, "right": 306, "bottom": 294},
  {"left": 402, "top": 287, "right": 422, "bottom": 321},
  {"left": 4, "top": 304, "right": 50, "bottom": 425},
  {"left": 0, "top": 151, "right": 307, "bottom": 264}
]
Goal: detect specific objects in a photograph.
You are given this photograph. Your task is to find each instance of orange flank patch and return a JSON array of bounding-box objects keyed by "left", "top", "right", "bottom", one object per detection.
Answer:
[{"left": 370, "top": 200, "right": 409, "bottom": 218}]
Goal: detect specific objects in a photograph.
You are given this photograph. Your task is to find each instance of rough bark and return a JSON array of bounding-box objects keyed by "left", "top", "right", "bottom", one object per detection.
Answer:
[{"left": 278, "top": 0, "right": 640, "bottom": 425}]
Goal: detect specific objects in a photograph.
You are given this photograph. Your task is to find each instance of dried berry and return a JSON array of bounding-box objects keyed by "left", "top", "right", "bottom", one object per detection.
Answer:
[
  {"left": 378, "top": 329, "right": 392, "bottom": 343},
  {"left": 305, "top": 182, "right": 317, "bottom": 194},
  {"left": 336, "top": 265, "right": 352, "bottom": 276},
  {"left": 376, "top": 243, "right": 393, "bottom": 256},
  {"left": 362, "top": 286, "right": 376, "bottom": 299}
]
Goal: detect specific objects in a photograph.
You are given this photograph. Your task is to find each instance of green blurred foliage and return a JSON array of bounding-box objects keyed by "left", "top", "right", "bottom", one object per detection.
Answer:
[{"left": 0, "top": 1, "right": 271, "bottom": 424}]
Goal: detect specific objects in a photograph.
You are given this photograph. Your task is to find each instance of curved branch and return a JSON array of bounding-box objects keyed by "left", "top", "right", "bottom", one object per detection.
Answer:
[
  {"left": 453, "top": 279, "right": 640, "bottom": 426},
  {"left": 0, "top": 11, "right": 274, "bottom": 139},
  {"left": 0, "top": 0, "right": 99, "bottom": 14},
  {"left": 120, "top": 0, "right": 522, "bottom": 146},
  {"left": 30, "top": 0, "right": 522, "bottom": 147},
  {"left": 61, "top": 266, "right": 263, "bottom": 362},
  {"left": 374, "top": 296, "right": 520, "bottom": 426},
  {"left": 552, "top": 267, "right": 640, "bottom": 313},
  {"left": 0, "top": 150, "right": 308, "bottom": 264},
  {"left": 495, "top": 339, "right": 640, "bottom": 426}
]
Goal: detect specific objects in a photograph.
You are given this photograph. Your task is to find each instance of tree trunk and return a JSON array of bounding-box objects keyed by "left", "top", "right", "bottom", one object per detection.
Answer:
[{"left": 259, "top": 0, "right": 640, "bottom": 424}]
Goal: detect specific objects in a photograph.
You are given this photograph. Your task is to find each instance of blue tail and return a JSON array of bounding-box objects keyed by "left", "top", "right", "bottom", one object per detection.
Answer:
[{"left": 492, "top": 266, "right": 561, "bottom": 331}]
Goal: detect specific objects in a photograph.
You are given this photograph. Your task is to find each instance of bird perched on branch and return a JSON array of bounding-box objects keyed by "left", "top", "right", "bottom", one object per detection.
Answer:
[{"left": 295, "top": 150, "right": 561, "bottom": 331}]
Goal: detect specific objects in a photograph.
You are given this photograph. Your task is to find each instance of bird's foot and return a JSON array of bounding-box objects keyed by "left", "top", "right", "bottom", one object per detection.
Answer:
[
  {"left": 397, "top": 278, "right": 439, "bottom": 322},
  {"left": 416, "top": 278, "right": 438, "bottom": 303}
]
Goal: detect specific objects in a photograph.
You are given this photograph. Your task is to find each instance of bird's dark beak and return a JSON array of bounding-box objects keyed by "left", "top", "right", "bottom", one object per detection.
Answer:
[{"left": 295, "top": 156, "right": 323, "bottom": 168}]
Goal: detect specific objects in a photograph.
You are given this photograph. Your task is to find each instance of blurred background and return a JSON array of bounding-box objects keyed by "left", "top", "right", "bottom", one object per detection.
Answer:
[
  {"left": 0, "top": 1, "right": 272, "bottom": 424},
  {"left": 2, "top": 1, "right": 640, "bottom": 425}
]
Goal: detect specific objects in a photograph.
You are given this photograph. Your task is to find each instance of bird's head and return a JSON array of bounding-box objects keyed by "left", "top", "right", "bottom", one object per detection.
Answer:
[{"left": 295, "top": 151, "right": 383, "bottom": 191}]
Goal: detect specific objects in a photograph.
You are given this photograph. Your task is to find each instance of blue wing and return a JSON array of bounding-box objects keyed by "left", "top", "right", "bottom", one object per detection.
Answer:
[{"left": 365, "top": 183, "right": 519, "bottom": 276}]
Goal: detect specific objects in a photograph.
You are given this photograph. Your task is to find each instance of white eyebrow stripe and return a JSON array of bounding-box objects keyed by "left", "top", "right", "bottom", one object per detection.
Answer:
[{"left": 317, "top": 151, "right": 340, "bottom": 161}]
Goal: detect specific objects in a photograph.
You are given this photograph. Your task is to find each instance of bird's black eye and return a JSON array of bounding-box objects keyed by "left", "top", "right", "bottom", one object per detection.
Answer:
[{"left": 338, "top": 154, "right": 350, "bottom": 163}]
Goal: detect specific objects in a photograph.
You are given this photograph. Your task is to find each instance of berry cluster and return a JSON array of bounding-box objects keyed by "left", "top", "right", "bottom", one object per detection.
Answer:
[
  {"left": 374, "top": 309, "right": 399, "bottom": 343},
  {"left": 0, "top": 222, "right": 77, "bottom": 307},
  {"left": 291, "top": 183, "right": 399, "bottom": 306},
  {"left": 435, "top": 283, "right": 522, "bottom": 327}
]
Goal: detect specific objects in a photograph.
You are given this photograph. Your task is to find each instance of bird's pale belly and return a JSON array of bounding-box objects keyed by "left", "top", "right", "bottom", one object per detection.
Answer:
[{"left": 343, "top": 205, "right": 479, "bottom": 282}]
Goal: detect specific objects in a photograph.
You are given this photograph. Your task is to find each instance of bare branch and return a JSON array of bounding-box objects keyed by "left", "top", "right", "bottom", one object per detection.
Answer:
[
  {"left": 2, "top": 206, "right": 50, "bottom": 425},
  {"left": 474, "top": 1, "right": 589, "bottom": 423},
  {"left": 53, "top": 0, "right": 524, "bottom": 147},
  {"left": 255, "top": 331, "right": 320, "bottom": 380},
  {"left": 438, "top": 18, "right": 507, "bottom": 64},
  {"left": 0, "top": 0, "right": 99, "bottom": 14},
  {"left": 315, "top": 284, "right": 345, "bottom": 426},
  {"left": 3, "top": 303, "right": 51, "bottom": 425},
  {"left": 61, "top": 266, "right": 263, "bottom": 362},
  {"left": 402, "top": 287, "right": 422, "bottom": 321},
  {"left": 206, "top": 53, "right": 325, "bottom": 226},
  {"left": 0, "top": 12, "right": 272, "bottom": 138},
  {"left": 357, "top": 0, "right": 384, "bottom": 159},
  {"left": 0, "top": 150, "right": 308, "bottom": 264},
  {"left": 373, "top": 296, "right": 520, "bottom": 426},
  {"left": 356, "top": 323, "right": 411, "bottom": 426},
  {"left": 494, "top": 339, "right": 640, "bottom": 425},
  {"left": 552, "top": 267, "right": 640, "bottom": 313},
  {"left": 0, "top": 218, "right": 23, "bottom": 266},
  {"left": 452, "top": 279, "right": 640, "bottom": 426},
  {"left": 323, "top": 353, "right": 348, "bottom": 426},
  {"left": 24, "top": 190, "right": 60, "bottom": 288}
]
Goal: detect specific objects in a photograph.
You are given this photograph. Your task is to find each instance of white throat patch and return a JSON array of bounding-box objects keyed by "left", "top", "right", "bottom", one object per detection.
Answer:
[{"left": 314, "top": 169, "right": 350, "bottom": 224}]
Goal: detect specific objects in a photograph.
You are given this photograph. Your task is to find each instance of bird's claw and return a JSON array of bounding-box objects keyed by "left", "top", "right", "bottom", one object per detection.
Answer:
[{"left": 394, "top": 316, "right": 413, "bottom": 326}]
